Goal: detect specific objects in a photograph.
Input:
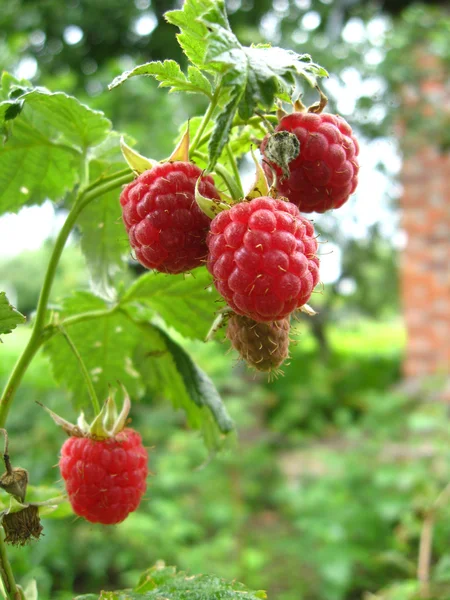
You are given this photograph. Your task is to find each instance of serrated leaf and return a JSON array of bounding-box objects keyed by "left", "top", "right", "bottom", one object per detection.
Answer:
[
  {"left": 120, "top": 268, "right": 218, "bottom": 341},
  {"left": 0, "top": 292, "right": 26, "bottom": 336},
  {"left": 165, "top": 0, "right": 214, "bottom": 68},
  {"left": 0, "top": 84, "right": 111, "bottom": 215},
  {"left": 44, "top": 292, "right": 143, "bottom": 413},
  {"left": 75, "top": 563, "right": 267, "bottom": 599},
  {"left": 132, "top": 322, "right": 233, "bottom": 451},
  {"left": 197, "top": 1, "right": 327, "bottom": 130},
  {"left": 109, "top": 60, "right": 212, "bottom": 98},
  {"left": 16, "top": 88, "right": 111, "bottom": 149}
]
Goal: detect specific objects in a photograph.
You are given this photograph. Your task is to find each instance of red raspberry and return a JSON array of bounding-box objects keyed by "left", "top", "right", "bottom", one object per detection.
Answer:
[
  {"left": 120, "top": 162, "right": 220, "bottom": 274},
  {"left": 59, "top": 428, "right": 148, "bottom": 525},
  {"left": 207, "top": 197, "right": 319, "bottom": 322},
  {"left": 261, "top": 112, "right": 360, "bottom": 213}
]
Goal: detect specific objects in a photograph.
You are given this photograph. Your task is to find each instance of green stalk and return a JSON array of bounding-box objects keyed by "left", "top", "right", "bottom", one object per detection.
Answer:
[
  {"left": 193, "top": 151, "right": 243, "bottom": 201},
  {"left": 189, "top": 88, "right": 221, "bottom": 156},
  {"left": 0, "top": 171, "right": 133, "bottom": 428},
  {"left": 83, "top": 168, "right": 132, "bottom": 193},
  {"left": 226, "top": 143, "right": 244, "bottom": 198},
  {"left": 59, "top": 326, "right": 101, "bottom": 415},
  {"left": 0, "top": 531, "right": 20, "bottom": 599}
]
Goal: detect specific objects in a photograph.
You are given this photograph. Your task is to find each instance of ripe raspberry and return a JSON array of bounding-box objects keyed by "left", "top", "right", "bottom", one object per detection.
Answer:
[
  {"left": 261, "top": 112, "right": 359, "bottom": 213},
  {"left": 59, "top": 428, "right": 148, "bottom": 525},
  {"left": 120, "top": 162, "right": 220, "bottom": 274},
  {"left": 207, "top": 197, "right": 319, "bottom": 322},
  {"left": 227, "top": 313, "right": 290, "bottom": 372}
]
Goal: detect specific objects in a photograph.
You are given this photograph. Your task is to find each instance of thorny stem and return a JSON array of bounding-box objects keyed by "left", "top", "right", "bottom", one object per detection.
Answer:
[
  {"left": 59, "top": 326, "right": 101, "bottom": 415},
  {"left": 0, "top": 170, "right": 133, "bottom": 428}
]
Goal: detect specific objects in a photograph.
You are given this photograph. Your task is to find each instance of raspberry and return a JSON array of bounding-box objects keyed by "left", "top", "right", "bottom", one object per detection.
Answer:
[
  {"left": 227, "top": 313, "right": 290, "bottom": 372},
  {"left": 59, "top": 428, "right": 148, "bottom": 525},
  {"left": 120, "top": 162, "right": 220, "bottom": 274},
  {"left": 261, "top": 112, "right": 360, "bottom": 213},
  {"left": 206, "top": 197, "right": 319, "bottom": 322}
]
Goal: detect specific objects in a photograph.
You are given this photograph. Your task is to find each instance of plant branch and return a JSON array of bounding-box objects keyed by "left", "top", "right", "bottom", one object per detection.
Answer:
[
  {"left": 189, "top": 88, "right": 221, "bottom": 156},
  {"left": 0, "top": 170, "right": 132, "bottom": 428},
  {"left": 0, "top": 531, "right": 20, "bottom": 600},
  {"left": 418, "top": 512, "right": 433, "bottom": 599},
  {"left": 83, "top": 168, "right": 132, "bottom": 193},
  {"left": 59, "top": 326, "right": 101, "bottom": 415},
  {"left": 192, "top": 151, "right": 242, "bottom": 201},
  {"left": 226, "top": 143, "right": 244, "bottom": 198},
  {"left": 417, "top": 481, "right": 450, "bottom": 599}
]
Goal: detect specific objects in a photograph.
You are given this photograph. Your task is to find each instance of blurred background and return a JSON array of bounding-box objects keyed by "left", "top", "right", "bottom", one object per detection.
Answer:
[{"left": 1, "top": 0, "right": 449, "bottom": 598}]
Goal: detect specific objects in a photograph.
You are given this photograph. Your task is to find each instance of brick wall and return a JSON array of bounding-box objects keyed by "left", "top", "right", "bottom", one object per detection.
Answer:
[{"left": 400, "top": 53, "right": 450, "bottom": 400}]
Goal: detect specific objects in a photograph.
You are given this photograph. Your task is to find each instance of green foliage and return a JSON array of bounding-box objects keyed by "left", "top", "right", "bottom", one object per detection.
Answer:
[
  {"left": 0, "top": 292, "right": 25, "bottom": 338},
  {"left": 2, "top": 1, "right": 448, "bottom": 599},
  {"left": 120, "top": 268, "right": 219, "bottom": 341},
  {"left": 110, "top": 60, "right": 213, "bottom": 99},
  {"left": 44, "top": 284, "right": 233, "bottom": 450},
  {"left": 112, "top": 0, "right": 327, "bottom": 169},
  {"left": 76, "top": 563, "right": 267, "bottom": 599},
  {"left": 0, "top": 77, "right": 111, "bottom": 215}
]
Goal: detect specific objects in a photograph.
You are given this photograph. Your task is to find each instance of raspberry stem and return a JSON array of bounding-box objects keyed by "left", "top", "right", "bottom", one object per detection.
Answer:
[
  {"left": 189, "top": 87, "right": 221, "bottom": 156},
  {"left": 225, "top": 143, "right": 244, "bottom": 198},
  {"left": 0, "top": 532, "right": 21, "bottom": 599},
  {"left": 59, "top": 326, "right": 101, "bottom": 416}
]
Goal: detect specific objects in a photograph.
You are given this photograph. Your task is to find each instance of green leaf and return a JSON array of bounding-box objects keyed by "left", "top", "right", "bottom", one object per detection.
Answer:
[
  {"left": 75, "top": 562, "right": 267, "bottom": 599},
  {"left": 165, "top": 0, "right": 214, "bottom": 68},
  {"left": 44, "top": 292, "right": 144, "bottom": 412},
  {"left": 0, "top": 292, "right": 26, "bottom": 336},
  {"left": 208, "top": 88, "right": 244, "bottom": 171},
  {"left": 120, "top": 267, "right": 218, "bottom": 340},
  {"left": 0, "top": 84, "right": 111, "bottom": 215},
  {"left": 132, "top": 323, "right": 234, "bottom": 451},
  {"left": 44, "top": 291, "right": 232, "bottom": 449},
  {"left": 15, "top": 88, "right": 111, "bottom": 149},
  {"left": 109, "top": 60, "right": 212, "bottom": 98},
  {"left": 199, "top": 1, "right": 327, "bottom": 127},
  {"left": 78, "top": 136, "right": 131, "bottom": 297}
]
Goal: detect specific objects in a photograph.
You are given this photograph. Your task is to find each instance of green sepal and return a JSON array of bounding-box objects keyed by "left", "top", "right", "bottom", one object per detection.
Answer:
[
  {"left": 120, "top": 137, "right": 157, "bottom": 175},
  {"left": 195, "top": 176, "right": 232, "bottom": 219}
]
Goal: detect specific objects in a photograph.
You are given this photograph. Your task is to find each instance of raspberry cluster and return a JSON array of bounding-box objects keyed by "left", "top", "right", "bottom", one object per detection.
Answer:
[{"left": 118, "top": 102, "right": 359, "bottom": 372}]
